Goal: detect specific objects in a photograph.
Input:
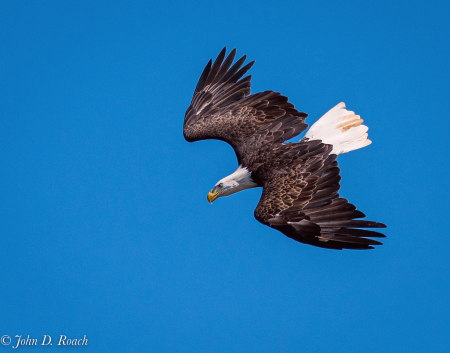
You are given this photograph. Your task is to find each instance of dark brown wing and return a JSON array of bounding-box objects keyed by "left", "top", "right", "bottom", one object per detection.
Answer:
[
  {"left": 183, "top": 48, "right": 308, "bottom": 163},
  {"left": 254, "top": 142, "right": 386, "bottom": 250},
  {"left": 184, "top": 47, "right": 254, "bottom": 130}
]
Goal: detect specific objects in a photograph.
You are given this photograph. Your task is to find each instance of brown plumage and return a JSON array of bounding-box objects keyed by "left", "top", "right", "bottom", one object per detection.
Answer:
[{"left": 184, "top": 48, "right": 386, "bottom": 250}]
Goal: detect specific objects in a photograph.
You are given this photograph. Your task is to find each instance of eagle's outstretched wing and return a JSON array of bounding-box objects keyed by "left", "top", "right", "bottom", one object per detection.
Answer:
[
  {"left": 183, "top": 48, "right": 308, "bottom": 163},
  {"left": 254, "top": 141, "right": 386, "bottom": 249}
]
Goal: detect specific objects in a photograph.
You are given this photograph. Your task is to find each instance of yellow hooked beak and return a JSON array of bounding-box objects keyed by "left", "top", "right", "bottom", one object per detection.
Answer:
[{"left": 207, "top": 188, "right": 221, "bottom": 204}]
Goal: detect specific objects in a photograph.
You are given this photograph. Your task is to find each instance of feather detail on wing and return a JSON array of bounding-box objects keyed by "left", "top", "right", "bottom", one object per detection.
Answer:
[
  {"left": 254, "top": 143, "right": 386, "bottom": 250},
  {"left": 184, "top": 47, "right": 254, "bottom": 128},
  {"left": 183, "top": 48, "right": 308, "bottom": 162}
]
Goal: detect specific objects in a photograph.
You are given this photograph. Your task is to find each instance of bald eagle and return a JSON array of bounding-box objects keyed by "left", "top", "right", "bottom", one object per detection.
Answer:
[{"left": 183, "top": 48, "right": 386, "bottom": 250}]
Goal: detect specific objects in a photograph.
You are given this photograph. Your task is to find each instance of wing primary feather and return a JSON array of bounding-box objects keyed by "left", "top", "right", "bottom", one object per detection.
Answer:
[
  {"left": 204, "top": 47, "right": 227, "bottom": 87},
  {"left": 303, "top": 199, "right": 333, "bottom": 210},
  {"left": 334, "top": 228, "right": 386, "bottom": 238},
  {"left": 194, "top": 59, "right": 212, "bottom": 92},
  {"left": 221, "top": 55, "right": 247, "bottom": 83},
  {"left": 320, "top": 220, "right": 387, "bottom": 228},
  {"left": 214, "top": 76, "right": 252, "bottom": 104},
  {"left": 318, "top": 235, "right": 383, "bottom": 246},
  {"left": 216, "top": 91, "right": 247, "bottom": 109},
  {"left": 311, "top": 210, "right": 366, "bottom": 222},
  {"left": 229, "top": 60, "right": 255, "bottom": 83},
  {"left": 213, "top": 48, "right": 237, "bottom": 84}
]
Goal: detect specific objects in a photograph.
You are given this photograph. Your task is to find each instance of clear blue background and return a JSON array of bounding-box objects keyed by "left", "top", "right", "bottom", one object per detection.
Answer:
[{"left": 1, "top": 1, "right": 449, "bottom": 352}]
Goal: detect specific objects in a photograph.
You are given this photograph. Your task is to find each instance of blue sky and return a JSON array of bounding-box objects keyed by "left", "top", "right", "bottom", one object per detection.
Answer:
[{"left": 1, "top": 0, "right": 449, "bottom": 352}]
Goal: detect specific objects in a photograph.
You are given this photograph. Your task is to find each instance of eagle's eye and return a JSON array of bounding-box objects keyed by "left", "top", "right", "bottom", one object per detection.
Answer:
[{"left": 218, "top": 183, "right": 223, "bottom": 188}]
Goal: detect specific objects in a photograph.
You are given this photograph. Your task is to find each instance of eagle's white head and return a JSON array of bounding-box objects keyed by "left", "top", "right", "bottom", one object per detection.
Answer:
[{"left": 207, "top": 166, "right": 258, "bottom": 203}]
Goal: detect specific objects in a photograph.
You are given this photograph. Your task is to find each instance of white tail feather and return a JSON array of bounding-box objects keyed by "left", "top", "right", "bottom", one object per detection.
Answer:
[{"left": 304, "top": 102, "right": 372, "bottom": 155}]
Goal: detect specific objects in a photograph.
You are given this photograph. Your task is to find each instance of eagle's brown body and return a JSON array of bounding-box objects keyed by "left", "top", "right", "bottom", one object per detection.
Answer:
[{"left": 184, "top": 48, "right": 386, "bottom": 249}]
